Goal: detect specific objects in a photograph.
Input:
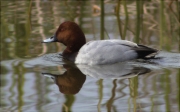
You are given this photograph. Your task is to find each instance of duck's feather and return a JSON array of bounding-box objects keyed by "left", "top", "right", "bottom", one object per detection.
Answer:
[
  {"left": 133, "top": 44, "right": 158, "bottom": 59},
  {"left": 75, "top": 40, "right": 157, "bottom": 65}
]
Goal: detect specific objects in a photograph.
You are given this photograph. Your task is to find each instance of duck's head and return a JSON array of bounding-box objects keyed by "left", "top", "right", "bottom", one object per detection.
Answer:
[{"left": 42, "top": 21, "right": 86, "bottom": 53}]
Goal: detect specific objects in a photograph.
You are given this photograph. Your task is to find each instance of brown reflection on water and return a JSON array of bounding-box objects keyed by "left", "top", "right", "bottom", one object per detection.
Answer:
[
  {"left": 42, "top": 64, "right": 86, "bottom": 95},
  {"left": 42, "top": 64, "right": 86, "bottom": 112}
]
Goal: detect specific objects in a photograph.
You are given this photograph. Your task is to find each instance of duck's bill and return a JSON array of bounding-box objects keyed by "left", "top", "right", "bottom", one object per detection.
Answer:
[{"left": 42, "top": 36, "right": 57, "bottom": 43}]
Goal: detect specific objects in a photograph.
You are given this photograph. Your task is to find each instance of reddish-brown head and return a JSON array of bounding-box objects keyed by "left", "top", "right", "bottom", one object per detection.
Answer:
[
  {"left": 42, "top": 21, "right": 86, "bottom": 54},
  {"left": 56, "top": 21, "right": 86, "bottom": 52}
]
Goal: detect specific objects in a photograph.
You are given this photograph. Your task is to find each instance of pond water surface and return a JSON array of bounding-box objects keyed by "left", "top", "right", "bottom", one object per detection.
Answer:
[{"left": 1, "top": 1, "right": 180, "bottom": 112}]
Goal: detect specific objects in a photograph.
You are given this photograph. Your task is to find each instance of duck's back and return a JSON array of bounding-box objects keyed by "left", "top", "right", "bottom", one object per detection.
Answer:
[{"left": 75, "top": 40, "right": 143, "bottom": 65}]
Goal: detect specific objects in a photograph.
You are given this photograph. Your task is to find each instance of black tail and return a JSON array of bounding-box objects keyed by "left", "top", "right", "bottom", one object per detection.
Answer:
[{"left": 133, "top": 44, "right": 158, "bottom": 59}]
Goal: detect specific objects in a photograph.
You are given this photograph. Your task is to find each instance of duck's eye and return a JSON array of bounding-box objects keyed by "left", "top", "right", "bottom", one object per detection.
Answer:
[{"left": 61, "top": 28, "right": 64, "bottom": 31}]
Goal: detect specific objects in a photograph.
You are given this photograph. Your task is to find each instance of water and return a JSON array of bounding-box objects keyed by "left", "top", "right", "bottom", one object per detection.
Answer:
[{"left": 1, "top": 1, "right": 180, "bottom": 112}]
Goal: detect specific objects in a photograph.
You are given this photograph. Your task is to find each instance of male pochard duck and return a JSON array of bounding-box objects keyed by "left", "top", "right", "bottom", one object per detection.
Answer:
[{"left": 42, "top": 21, "right": 158, "bottom": 65}]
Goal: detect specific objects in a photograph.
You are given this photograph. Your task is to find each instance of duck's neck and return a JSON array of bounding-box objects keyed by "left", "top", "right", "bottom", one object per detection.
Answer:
[
  {"left": 63, "top": 48, "right": 78, "bottom": 62},
  {"left": 62, "top": 35, "right": 86, "bottom": 61}
]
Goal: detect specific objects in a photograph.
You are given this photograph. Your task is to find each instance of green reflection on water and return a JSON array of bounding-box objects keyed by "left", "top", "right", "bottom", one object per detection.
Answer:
[
  {"left": 106, "top": 79, "right": 117, "bottom": 112},
  {"left": 35, "top": 71, "right": 44, "bottom": 112},
  {"left": 129, "top": 76, "right": 138, "bottom": 112},
  {"left": 178, "top": 68, "right": 180, "bottom": 112},
  {"left": 164, "top": 69, "right": 171, "bottom": 112},
  {"left": 15, "top": 62, "right": 25, "bottom": 112},
  {"left": 97, "top": 79, "right": 103, "bottom": 112},
  {"left": 63, "top": 95, "right": 75, "bottom": 112},
  {"left": 151, "top": 72, "right": 156, "bottom": 112}
]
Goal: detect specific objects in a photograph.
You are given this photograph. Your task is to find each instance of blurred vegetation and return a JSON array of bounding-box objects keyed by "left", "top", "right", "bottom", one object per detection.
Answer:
[{"left": 1, "top": 0, "right": 179, "bottom": 61}]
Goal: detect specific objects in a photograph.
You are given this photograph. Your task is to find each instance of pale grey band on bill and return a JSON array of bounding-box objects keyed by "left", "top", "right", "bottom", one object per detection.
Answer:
[{"left": 42, "top": 35, "right": 57, "bottom": 43}]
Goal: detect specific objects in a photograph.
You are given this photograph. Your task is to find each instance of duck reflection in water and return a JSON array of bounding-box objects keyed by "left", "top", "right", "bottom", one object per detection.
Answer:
[
  {"left": 76, "top": 62, "right": 151, "bottom": 79},
  {"left": 42, "top": 61, "right": 152, "bottom": 95},
  {"left": 42, "top": 64, "right": 86, "bottom": 95}
]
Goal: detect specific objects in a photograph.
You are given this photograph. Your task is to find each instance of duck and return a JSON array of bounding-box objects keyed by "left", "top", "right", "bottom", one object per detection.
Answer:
[{"left": 42, "top": 21, "right": 158, "bottom": 65}]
